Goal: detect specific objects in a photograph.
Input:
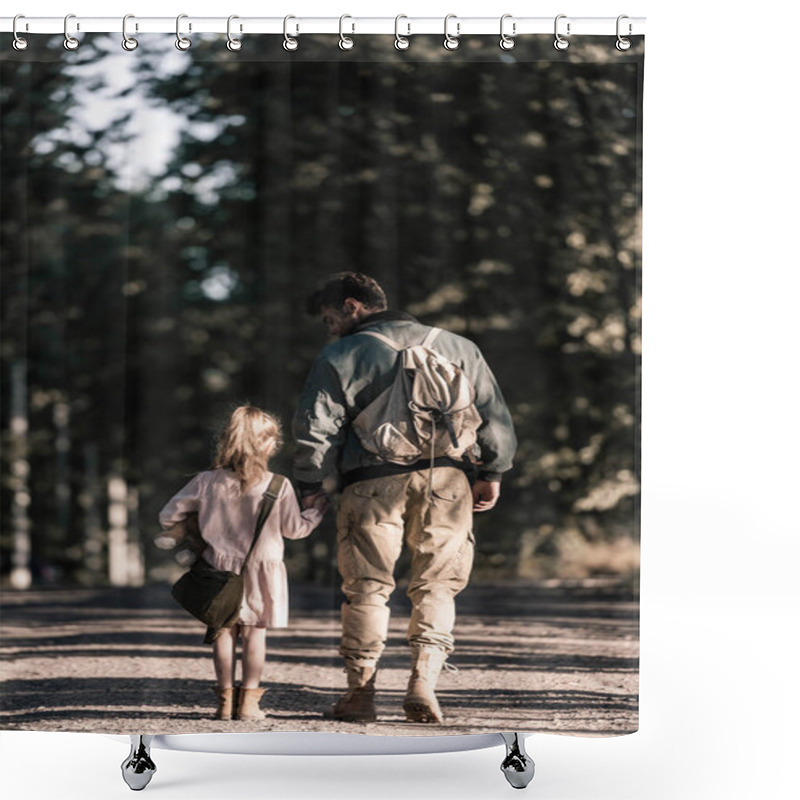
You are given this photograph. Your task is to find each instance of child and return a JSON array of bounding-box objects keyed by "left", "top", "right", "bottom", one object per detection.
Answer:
[{"left": 158, "top": 406, "right": 329, "bottom": 722}]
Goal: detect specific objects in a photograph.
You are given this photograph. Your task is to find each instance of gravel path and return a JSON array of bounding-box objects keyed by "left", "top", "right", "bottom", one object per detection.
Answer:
[{"left": 0, "top": 581, "right": 638, "bottom": 737}]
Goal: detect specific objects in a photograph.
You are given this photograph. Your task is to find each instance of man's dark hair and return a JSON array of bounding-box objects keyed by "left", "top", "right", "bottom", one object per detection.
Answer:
[{"left": 306, "top": 272, "right": 388, "bottom": 316}]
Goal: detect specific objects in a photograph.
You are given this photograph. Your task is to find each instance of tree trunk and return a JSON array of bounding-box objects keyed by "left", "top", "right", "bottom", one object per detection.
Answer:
[
  {"left": 9, "top": 360, "right": 32, "bottom": 590},
  {"left": 107, "top": 475, "right": 128, "bottom": 586}
]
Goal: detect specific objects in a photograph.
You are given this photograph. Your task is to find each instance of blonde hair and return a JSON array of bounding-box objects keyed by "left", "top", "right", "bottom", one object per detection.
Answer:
[{"left": 212, "top": 406, "right": 283, "bottom": 491}]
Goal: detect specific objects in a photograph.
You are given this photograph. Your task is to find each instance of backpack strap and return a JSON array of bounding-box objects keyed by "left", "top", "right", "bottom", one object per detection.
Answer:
[
  {"left": 357, "top": 327, "right": 442, "bottom": 351},
  {"left": 356, "top": 330, "right": 403, "bottom": 351},
  {"left": 241, "top": 474, "right": 286, "bottom": 572},
  {"left": 421, "top": 327, "right": 442, "bottom": 349}
]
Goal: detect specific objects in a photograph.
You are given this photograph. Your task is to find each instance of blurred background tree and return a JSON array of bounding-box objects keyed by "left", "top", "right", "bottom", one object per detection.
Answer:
[{"left": 1, "top": 35, "right": 641, "bottom": 587}]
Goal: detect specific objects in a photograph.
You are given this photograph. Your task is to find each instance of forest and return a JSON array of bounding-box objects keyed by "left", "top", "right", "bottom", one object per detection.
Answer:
[{"left": 1, "top": 33, "right": 642, "bottom": 590}]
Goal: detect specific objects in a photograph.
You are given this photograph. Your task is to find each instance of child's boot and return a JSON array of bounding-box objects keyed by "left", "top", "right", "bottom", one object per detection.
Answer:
[
  {"left": 236, "top": 687, "right": 266, "bottom": 721},
  {"left": 213, "top": 686, "right": 236, "bottom": 720}
]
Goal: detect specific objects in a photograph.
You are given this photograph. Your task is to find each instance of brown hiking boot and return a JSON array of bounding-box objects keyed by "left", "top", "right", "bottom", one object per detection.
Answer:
[
  {"left": 403, "top": 647, "right": 449, "bottom": 724},
  {"left": 323, "top": 664, "right": 377, "bottom": 722},
  {"left": 213, "top": 686, "right": 237, "bottom": 721},
  {"left": 236, "top": 687, "right": 266, "bottom": 721}
]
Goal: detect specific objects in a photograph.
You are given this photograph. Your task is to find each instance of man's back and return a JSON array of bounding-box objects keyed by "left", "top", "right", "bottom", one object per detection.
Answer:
[{"left": 293, "top": 310, "right": 516, "bottom": 489}]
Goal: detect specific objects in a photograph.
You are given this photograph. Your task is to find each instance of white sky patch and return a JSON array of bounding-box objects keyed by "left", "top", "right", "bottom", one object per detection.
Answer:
[
  {"left": 22, "top": 39, "right": 254, "bottom": 302},
  {"left": 32, "top": 38, "right": 188, "bottom": 192},
  {"left": 200, "top": 266, "right": 239, "bottom": 301},
  {"left": 188, "top": 160, "right": 239, "bottom": 205}
]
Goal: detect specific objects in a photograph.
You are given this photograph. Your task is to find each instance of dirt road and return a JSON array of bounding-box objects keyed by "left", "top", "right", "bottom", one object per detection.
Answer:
[{"left": 1, "top": 580, "right": 638, "bottom": 737}]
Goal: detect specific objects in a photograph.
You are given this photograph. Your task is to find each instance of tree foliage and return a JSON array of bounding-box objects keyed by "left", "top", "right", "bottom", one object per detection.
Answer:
[{"left": 1, "top": 35, "right": 643, "bottom": 585}]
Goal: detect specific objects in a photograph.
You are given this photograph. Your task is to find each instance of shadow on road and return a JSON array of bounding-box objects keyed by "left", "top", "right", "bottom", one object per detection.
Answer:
[{"left": 1, "top": 580, "right": 639, "bottom": 735}]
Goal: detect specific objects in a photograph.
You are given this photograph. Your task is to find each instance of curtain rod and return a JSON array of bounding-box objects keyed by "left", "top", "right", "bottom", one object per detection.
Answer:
[{"left": 1, "top": 16, "right": 646, "bottom": 37}]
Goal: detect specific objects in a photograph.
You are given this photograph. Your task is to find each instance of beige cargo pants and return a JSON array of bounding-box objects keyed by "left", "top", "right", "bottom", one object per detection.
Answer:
[{"left": 336, "top": 467, "right": 475, "bottom": 667}]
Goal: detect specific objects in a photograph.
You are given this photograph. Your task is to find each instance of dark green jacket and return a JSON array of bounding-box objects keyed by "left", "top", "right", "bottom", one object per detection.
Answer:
[{"left": 292, "top": 311, "right": 517, "bottom": 492}]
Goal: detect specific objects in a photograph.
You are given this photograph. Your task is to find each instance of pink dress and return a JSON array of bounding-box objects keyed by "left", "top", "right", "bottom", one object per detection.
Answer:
[{"left": 158, "top": 469, "right": 323, "bottom": 628}]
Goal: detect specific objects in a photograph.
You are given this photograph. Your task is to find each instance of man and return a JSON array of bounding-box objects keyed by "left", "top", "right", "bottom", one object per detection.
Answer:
[{"left": 293, "top": 272, "right": 517, "bottom": 724}]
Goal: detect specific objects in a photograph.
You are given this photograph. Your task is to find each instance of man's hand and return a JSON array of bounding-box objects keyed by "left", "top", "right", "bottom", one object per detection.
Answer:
[{"left": 472, "top": 479, "right": 501, "bottom": 512}]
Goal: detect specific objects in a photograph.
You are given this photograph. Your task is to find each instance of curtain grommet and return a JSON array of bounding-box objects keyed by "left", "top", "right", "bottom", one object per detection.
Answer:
[
  {"left": 499, "top": 14, "right": 516, "bottom": 51},
  {"left": 394, "top": 15, "right": 410, "bottom": 51},
  {"left": 121, "top": 14, "right": 138, "bottom": 51},
  {"left": 175, "top": 14, "right": 192, "bottom": 51},
  {"left": 443, "top": 14, "right": 460, "bottom": 51},
  {"left": 339, "top": 14, "right": 355, "bottom": 51},
  {"left": 615, "top": 15, "right": 632, "bottom": 51},
  {"left": 63, "top": 14, "right": 80, "bottom": 50},
  {"left": 226, "top": 15, "right": 242, "bottom": 51},
  {"left": 283, "top": 15, "right": 299, "bottom": 51},
  {"left": 12, "top": 14, "right": 29, "bottom": 51},
  {"left": 554, "top": 15, "right": 570, "bottom": 51}
]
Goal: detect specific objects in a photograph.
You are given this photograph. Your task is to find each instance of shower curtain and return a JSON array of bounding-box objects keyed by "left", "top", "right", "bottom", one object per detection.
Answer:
[{"left": 1, "top": 26, "right": 643, "bottom": 738}]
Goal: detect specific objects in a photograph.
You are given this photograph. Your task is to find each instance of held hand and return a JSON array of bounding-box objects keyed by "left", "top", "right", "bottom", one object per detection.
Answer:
[
  {"left": 301, "top": 490, "right": 325, "bottom": 510},
  {"left": 312, "top": 493, "right": 332, "bottom": 515},
  {"left": 472, "top": 479, "right": 501, "bottom": 512}
]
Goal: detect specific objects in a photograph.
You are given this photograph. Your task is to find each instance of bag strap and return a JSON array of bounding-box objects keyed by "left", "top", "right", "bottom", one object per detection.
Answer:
[
  {"left": 421, "top": 327, "right": 442, "bottom": 349},
  {"left": 357, "top": 329, "right": 402, "bottom": 351},
  {"left": 357, "top": 327, "right": 441, "bottom": 351},
  {"left": 241, "top": 474, "right": 286, "bottom": 573}
]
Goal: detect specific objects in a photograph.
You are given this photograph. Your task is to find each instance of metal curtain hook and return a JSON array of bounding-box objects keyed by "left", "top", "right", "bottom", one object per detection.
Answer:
[
  {"left": 12, "top": 14, "right": 29, "bottom": 51},
  {"left": 283, "top": 15, "right": 299, "bottom": 51},
  {"left": 499, "top": 14, "right": 516, "bottom": 50},
  {"left": 554, "top": 14, "right": 570, "bottom": 51},
  {"left": 175, "top": 14, "right": 191, "bottom": 50},
  {"left": 122, "top": 14, "right": 138, "bottom": 51},
  {"left": 227, "top": 15, "right": 242, "bottom": 51},
  {"left": 64, "top": 14, "right": 80, "bottom": 50},
  {"left": 394, "top": 14, "right": 410, "bottom": 51},
  {"left": 615, "top": 14, "right": 632, "bottom": 51},
  {"left": 444, "top": 14, "right": 460, "bottom": 51},
  {"left": 339, "top": 14, "right": 355, "bottom": 50}
]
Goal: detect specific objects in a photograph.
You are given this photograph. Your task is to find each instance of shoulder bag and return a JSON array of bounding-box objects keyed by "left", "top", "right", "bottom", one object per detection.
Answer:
[{"left": 170, "top": 474, "right": 286, "bottom": 639}]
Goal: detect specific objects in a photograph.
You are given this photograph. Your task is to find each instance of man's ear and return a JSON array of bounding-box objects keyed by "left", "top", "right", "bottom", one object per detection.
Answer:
[{"left": 343, "top": 298, "right": 360, "bottom": 315}]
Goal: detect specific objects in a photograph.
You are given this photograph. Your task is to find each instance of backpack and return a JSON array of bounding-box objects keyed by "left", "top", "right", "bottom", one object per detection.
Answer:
[{"left": 352, "top": 327, "right": 483, "bottom": 466}]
